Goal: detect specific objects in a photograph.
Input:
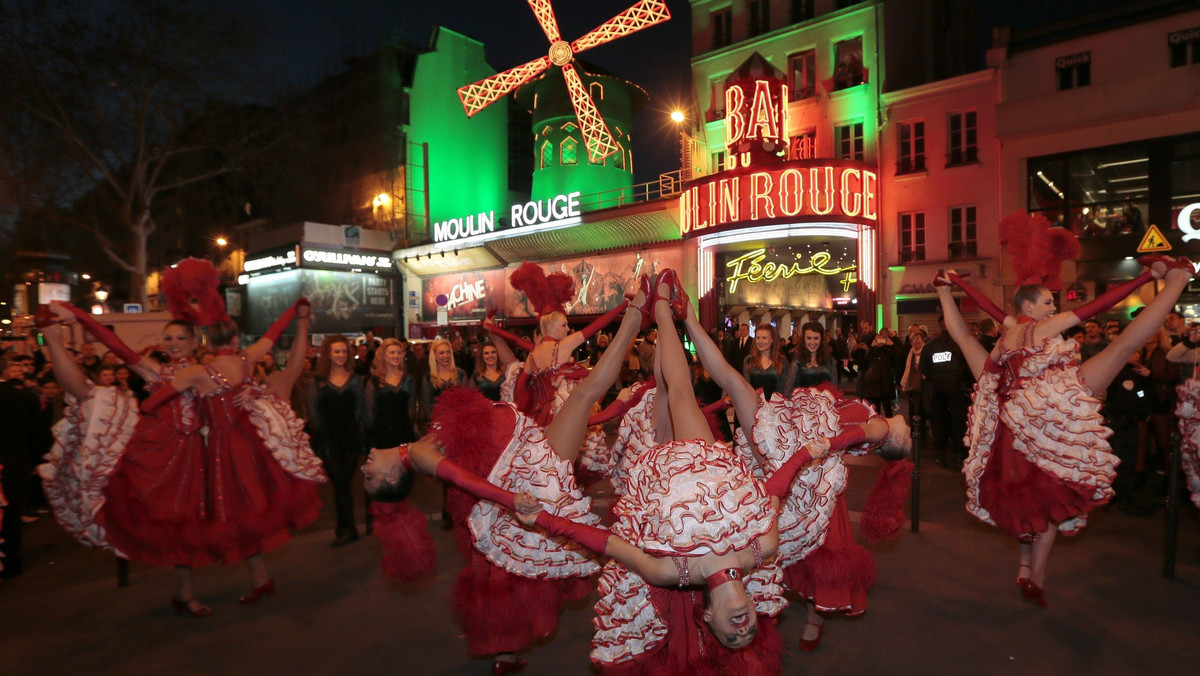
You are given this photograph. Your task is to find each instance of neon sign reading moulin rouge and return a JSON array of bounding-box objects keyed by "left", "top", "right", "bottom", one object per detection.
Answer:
[
  {"left": 726, "top": 249, "right": 856, "bottom": 293},
  {"left": 433, "top": 192, "right": 582, "bottom": 243},
  {"left": 680, "top": 162, "right": 878, "bottom": 236}
]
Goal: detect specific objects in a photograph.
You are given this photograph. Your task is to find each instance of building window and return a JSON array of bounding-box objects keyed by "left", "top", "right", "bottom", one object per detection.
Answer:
[
  {"left": 561, "top": 137, "right": 578, "bottom": 165},
  {"left": 712, "top": 150, "right": 727, "bottom": 171},
  {"left": 948, "top": 111, "right": 978, "bottom": 165},
  {"left": 900, "top": 212, "right": 926, "bottom": 262},
  {"left": 791, "top": 0, "right": 814, "bottom": 23},
  {"left": 949, "top": 206, "right": 977, "bottom": 259},
  {"left": 788, "top": 50, "right": 816, "bottom": 100},
  {"left": 540, "top": 140, "right": 553, "bottom": 169},
  {"left": 898, "top": 121, "right": 925, "bottom": 173},
  {"left": 712, "top": 8, "right": 733, "bottom": 50},
  {"left": 1169, "top": 29, "right": 1200, "bottom": 67},
  {"left": 834, "top": 37, "right": 865, "bottom": 90},
  {"left": 837, "top": 122, "right": 864, "bottom": 161},
  {"left": 748, "top": 0, "right": 770, "bottom": 37},
  {"left": 789, "top": 129, "right": 816, "bottom": 160},
  {"left": 1056, "top": 51, "right": 1090, "bottom": 90}
]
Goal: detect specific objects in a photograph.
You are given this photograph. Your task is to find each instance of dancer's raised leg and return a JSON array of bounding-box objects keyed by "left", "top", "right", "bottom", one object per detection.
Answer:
[{"left": 655, "top": 278, "right": 712, "bottom": 443}]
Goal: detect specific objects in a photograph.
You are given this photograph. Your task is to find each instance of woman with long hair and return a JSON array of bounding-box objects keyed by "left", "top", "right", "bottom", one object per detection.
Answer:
[
  {"left": 935, "top": 212, "right": 1193, "bottom": 606},
  {"left": 743, "top": 323, "right": 789, "bottom": 401},
  {"left": 421, "top": 337, "right": 468, "bottom": 418},
  {"left": 310, "top": 334, "right": 367, "bottom": 547},
  {"left": 899, "top": 327, "right": 928, "bottom": 438},
  {"left": 473, "top": 342, "right": 507, "bottom": 402},
  {"left": 791, "top": 321, "right": 836, "bottom": 389}
]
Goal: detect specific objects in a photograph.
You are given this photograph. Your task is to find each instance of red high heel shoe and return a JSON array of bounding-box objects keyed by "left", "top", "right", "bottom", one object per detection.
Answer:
[
  {"left": 238, "top": 578, "right": 275, "bottom": 605},
  {"left": 491, "top": 657, "right": 527, "bottom": 675},
  {"left": 1016, "top": 564, "right": 1031, "bottom": 588},
  {"left": 799, "top": 620, "right": 823, "bottom": 652},
  {"left": 1020, "top": 579, "right": 1048, "bottom": 608},
  {"left": 1138, "top": 254, "right": 1195, "bottom": 275},
  {"left": 656, "top": 268, "right": 688, "bottom": 320},
  {"left": 171, "top": 596, "right": 213, "bottom": 617},
  {"left": 627, "top": 274, "right": 656, "bottom": 329}
]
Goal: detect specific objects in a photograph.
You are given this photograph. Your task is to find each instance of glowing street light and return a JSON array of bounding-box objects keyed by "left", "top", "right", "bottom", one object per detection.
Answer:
[
  {"left": 215, "top": 236, "right": 228, "bottom": 247},
  {"left": 81, "top": 273, "right": 92, "bottom": 280},
  {"left": 670, "top": 110, "right": 685, "bottom": 123},
  {"left": 373, "top": 193, "right": 391, "bottom": 208}
]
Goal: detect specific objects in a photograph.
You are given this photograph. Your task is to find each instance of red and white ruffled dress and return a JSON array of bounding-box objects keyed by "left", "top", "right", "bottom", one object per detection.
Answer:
[
  {"left": 737, "top": 386, "right": 882, "bottom": 615},
  {"left": 435, "top": 393, "right": 598, "bottom": 657},
  {"left": 499, "top": 357, "right": 612, "bottom": 478},
  {"left": 592, "top": 440, "right": 786, "bottom": 674},
  {"left": 609, "top": 387, "right": 658, "bottom": 496},
  {"left": 1176, "top": 376, "right": 1200, "bottom": 509},
  {"left": 964, "top": 321, "right": 1117, "bottom": 539}
]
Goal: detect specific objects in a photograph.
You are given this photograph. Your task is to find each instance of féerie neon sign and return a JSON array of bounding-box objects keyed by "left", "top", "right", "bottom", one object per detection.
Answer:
[{"left": 725, "top": 249, "right": 856, "bottom": 293}]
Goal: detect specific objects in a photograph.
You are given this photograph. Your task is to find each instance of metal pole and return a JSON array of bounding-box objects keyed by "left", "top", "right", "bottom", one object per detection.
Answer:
[
  {"left": 1163, "top": 434, "right": 1181, "bottom": 579},
  {"left": 910, "top": 413, "right": 921, "bottom": 534}
]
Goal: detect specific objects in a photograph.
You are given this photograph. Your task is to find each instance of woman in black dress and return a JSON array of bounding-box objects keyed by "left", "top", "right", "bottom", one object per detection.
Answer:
[
  {"left": 473, "top": 342, "right": 506, "bottom": 402},
  {"left": 790, "top": 321, "right": 837, "bottom": 389},
  {"left": 308, "top": 334, "right": 367, "bottom": 547},
  {"left": 366, "top": 338, "right": 416, "bottom": 448}
]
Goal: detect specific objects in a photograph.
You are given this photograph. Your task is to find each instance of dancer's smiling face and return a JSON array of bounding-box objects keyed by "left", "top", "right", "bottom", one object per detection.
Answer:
[
  {"left": 704, "top": 582, "right": 758, "bottom": 649},
  {"left": 161, "top": 323, "right": 195, "bottom": 360},
  {"left": 1022, "top": 288, "right": 1056, "bottom": 321}
]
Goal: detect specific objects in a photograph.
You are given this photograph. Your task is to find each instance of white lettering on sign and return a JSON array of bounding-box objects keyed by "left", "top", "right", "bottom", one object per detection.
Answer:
[
  {"left": 446, "top": 279, "right": 488, "bottom": 310},
  {"left": 301, "top": 248, "right": 392, "bottom": 270},
  {"left": 433, "top": 211, "right": 495, "bottom": 243},
  {"left": 1178, "top": 202, "right": 1200, "bottom": 242},
  {"left": 244, "top": 250, "right": 297, "bottom": 272},
  {"left": 1169, "top": 27, "right": 1200, "bottom": 44},
  {"left": 931, "top": 351, "right": 952, "bottom": 364},
  {"left": 1055, "top": 52, "right": 1091, "bottom": 68},
  {"left": 511, "top": 192, "right": 581, "bottom": 227}
]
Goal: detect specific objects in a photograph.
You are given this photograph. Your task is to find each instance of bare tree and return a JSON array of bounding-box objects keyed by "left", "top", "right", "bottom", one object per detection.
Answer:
[{"left": 0, "top": 0, "right": 266, "bottom": 304}]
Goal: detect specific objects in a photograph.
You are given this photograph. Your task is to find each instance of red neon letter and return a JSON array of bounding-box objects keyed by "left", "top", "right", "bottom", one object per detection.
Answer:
[
  {"left": 750, "top": 172, "right": 775, "bottom": 221},
  {"left": 809, "top": 167, "right": 835, "bottom": 215},
  {"left": 779, "top": 168, "right": 805, "bottom": 217},
  {"left": 724, "top": 85, "right": 746, "bottom": 149},
  {"left": 840, "top": 168, "right": 862, "bottom": 218}
]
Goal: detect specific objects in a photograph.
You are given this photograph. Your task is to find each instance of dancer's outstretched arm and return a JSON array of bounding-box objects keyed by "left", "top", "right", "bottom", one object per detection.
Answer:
[
  {"left": 57, "top": 302, "right": 159, "bottom": 381},
  {"left": 483, "top": 315, "right": 520, "bottom": 369},
  {"left": 244, "top": 298, "right": 309, "bottom": 364},
  {"left": 578, "top": 301, "right": 629, "bottom": 340},
  {"left": 41, "top": 314, "right": 92, "bottom": 400},
  {"left": 934, "top": 271, "right": 990, "bottom": 379},
  {"left": 482, "top": 316, "right": 536, "bottom": 353},
  {"left": 947, "top": 273, "right": 1007, "bottom": 324},
  {"left": 266, "top": 306, "right": 311, "bottom": 399}
]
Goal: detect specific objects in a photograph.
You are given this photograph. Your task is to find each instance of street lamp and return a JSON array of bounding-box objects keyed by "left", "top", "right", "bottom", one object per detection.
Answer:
[
  {"left": 215, "top": 236, "right": 228, "bottom": 247},
  {"left": 670, "top": 111, "right": 706, "bottom": 184}
]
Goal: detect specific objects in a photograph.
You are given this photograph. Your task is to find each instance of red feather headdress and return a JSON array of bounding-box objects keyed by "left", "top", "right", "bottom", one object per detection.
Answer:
[
  {"left": 161, "top": 258, "right": 230, "bottom": 326},
  {"left": 509, "top": 261, "right": 574, "bottom": 317},
  {"left": 998, "top": 211, "right": 1081, "bottom": 291}
]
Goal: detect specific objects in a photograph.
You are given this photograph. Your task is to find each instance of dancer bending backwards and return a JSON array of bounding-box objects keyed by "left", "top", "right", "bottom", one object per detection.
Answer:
[
  {"left": 680, "top": 283, "right": 912, "bottom": 653},
  {"left": 364, "top": 275, "right": 649, "bottom": 676},
  {"left": 935, "top": 212, "right": 1194, "bottom": 606},
  {"left": 139, "top": 297, "right": 323, "bottom": 605}
]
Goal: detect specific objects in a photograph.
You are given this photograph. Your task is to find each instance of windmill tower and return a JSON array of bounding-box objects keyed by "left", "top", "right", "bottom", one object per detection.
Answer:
[{"left": 457, "top": 1, "right": 669, "bottom": 202}]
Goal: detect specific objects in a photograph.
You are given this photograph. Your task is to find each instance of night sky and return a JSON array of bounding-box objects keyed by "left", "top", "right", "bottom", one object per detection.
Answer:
[{"left": 236, "top": 0, "right": 1127, "bottom": 183}]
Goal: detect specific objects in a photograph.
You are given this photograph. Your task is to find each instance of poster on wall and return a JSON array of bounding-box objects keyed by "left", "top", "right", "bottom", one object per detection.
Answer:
[
  {"left": 246, "top": 270, "right": 302, "bottom": 336},
  {"left": 421, "top": 268, "right": 506, "bottom": 322},
  {"left": 300, "top": 270, "right": 396, "bottom": 333},
  {"left": 504, "top": 248, "right": 684, "bottom": 319}
]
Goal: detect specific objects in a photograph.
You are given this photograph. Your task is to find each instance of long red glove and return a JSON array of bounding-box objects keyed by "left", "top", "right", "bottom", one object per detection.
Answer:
[
  {"left": 140, "top": 381, "right": 182, "bottom": 414},
  {"left": 434, "top": 457, "right": 516, "bottom": 511},
  {"left": 62, "top": 303, "right": 141, "bottom": 365},
  {"left": 587, "top": 379, "right": 654, "bottom": 426},
  {"left": 1071, "top": 270, "right": 1154, "bottom": 322},
  {"left": 263, "top": 298, "right": 309, "bottom": 343},
  {"left": 764, "top": 426, "right": 867, "bottom": 498},
  {"left": 482, "top": 318, "right": 536, "bottom": 352},
  {"left": 579, "top": 300, "right": 630, "bottom": 340},
  {"left": 533, "top": 510, "right": 610, "bottom": 555},
  {"left": 947, "top": 273, "right": 1007, "bottom": 323}
]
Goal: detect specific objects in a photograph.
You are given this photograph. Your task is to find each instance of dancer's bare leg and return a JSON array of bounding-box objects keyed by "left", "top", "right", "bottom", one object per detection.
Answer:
[
  {"left": 1029, "top": 524, "right": 1057, "bottom": 588},
  {"left": 651, "top": 338, "right": 672, "bottom": 444},
  {"left": 1080, "top": 266, "right": 1191, "bottom": 393},
  {"left": 681, "top": 302, "right": 759, "bottom": 433},
  {"left": 1017, "top": 543, "right": 1032, "bottom": 584},
  {"left": 803, "top": 603, "right": 824, "bottom": 641},
  {"left": 245, "top": 554, "right": 270, "bottom": 588},
  {"left": 546, "top": 292, "right": 646, "bottom": 462},
  {"left": 655, "top": 282, "right": 712, "bottom": 443}
]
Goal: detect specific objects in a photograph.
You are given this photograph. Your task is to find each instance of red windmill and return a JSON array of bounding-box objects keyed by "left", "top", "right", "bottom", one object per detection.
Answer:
[{"left": 456, "top": 0, "right": 670, "bottom": 163}]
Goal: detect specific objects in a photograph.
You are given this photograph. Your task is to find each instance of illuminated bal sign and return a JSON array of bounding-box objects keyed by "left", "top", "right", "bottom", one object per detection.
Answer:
[
  {"left": 680, "top": 160, "right": 878, "bottom": 237},
  {"left": 724, "top": 79, "right": 789, "bottom": 169},
  {"left": 301, "top": 247, "right": 393, "bottom": 272},
  {"left": 433, "top": 192, "right": 582, "bottom": 244}
]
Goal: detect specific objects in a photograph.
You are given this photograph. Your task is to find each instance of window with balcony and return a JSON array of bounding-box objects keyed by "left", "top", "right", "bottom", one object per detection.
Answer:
[
  {"left": 837, "top": 122, "right": 864, "bottom": 161},
  {"left": 898, "top": 121, "right": 925, "bottom": 174},
  {"left": 949, "top": 206, "right": 978, "bottom": 259},
  {"left": 789, "top": 129, "right": 817, "bottom": 160},
  {"left": 748, "top": 0, "right": 770, "bottom": 37},
  {"left": 791, "top": 0, "right": 814, "bottom": 23},
  {"left": 712, "top": 8, "right": 733, "bottom": 50},
  {"left": 788, "top": 49, "right": 816, "bottom": 101},
  {"left": 900, "top": 212, "right": 926, "bottom": 262},
  {"left": 948, "top": 111, "right": 978, "bottom": 165},
  {"left": 1056, "top": 51, "right": 1090, "bottom": 90},
  {"left": 834, "top": 37, "right": 865, "bottom": 90}
]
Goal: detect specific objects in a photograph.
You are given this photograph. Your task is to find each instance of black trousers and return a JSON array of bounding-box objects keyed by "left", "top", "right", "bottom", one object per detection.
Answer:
[
  {"left": 319, "top": 451, "right": 360, "bottom": 538},
  {"left": 925, "top": 384, "right": 970, "bottom": 465}
]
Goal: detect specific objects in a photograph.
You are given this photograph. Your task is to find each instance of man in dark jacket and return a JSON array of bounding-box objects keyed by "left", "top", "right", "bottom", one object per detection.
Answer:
[
  {"left": 919, "top": 316, "right": 974, "bottom": 468},
  {"left": 1, "top": 359, "right": 48, "bottom": 578}
]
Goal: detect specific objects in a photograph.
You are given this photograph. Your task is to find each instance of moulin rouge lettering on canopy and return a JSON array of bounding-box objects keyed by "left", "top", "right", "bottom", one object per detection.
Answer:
[
  {"left": 680, "top": 161, "right": 878, "bottom": 237},
  {"left": 725, "top": 249, "right": 857, "bottom": 293}
]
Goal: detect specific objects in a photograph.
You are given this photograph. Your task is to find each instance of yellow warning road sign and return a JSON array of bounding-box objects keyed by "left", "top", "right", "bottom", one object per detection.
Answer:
[{"left": 1136, "top": 225, "right": 1172, "bottom": 253}]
